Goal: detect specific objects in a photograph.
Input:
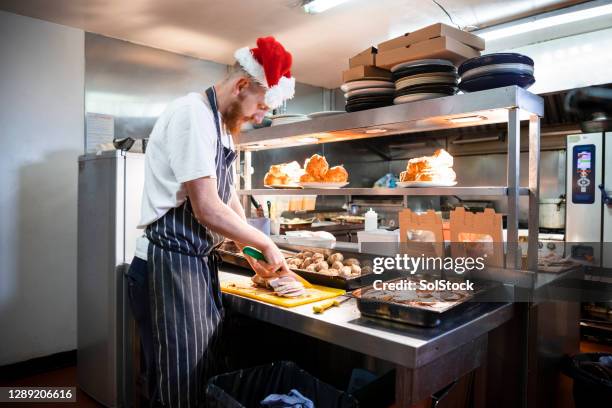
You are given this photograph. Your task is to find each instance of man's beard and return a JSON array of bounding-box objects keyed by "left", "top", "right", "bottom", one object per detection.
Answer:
[{"left": 222, "top": 95, "right": 248, "bottom": 138}]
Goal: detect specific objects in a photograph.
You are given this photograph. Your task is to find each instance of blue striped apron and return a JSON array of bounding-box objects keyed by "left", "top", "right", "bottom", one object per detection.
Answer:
[{"left": 145, "top": 87, "right": 236, "bottom": 408}]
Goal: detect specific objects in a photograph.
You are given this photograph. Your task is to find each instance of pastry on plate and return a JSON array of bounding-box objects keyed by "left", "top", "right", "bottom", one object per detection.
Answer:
[
  {"left": 264, "top": 172, "right": 289, "bottom": 186},
  {"left": 304, "top": 154, "right": 329, "bottom": 180},
  {"left": 264, "top": 161, "right": 304, "bottom": 186},
  {"left": 302, "top": 154, "right": 349, "bottom": 183},
  {"left": 400, "top": 148, "right": 456, "bottom": 183},
  {"left": 323, "top": 165, "right": 348, "bottom": 182},
  {"left": 299, "top": 173, "right": 317, "bottom": 183}
]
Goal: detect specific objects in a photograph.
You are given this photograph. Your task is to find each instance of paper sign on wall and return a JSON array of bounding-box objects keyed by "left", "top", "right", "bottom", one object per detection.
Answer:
[{"left": 86, "top": 113, "right": 114, "bottom": 153}]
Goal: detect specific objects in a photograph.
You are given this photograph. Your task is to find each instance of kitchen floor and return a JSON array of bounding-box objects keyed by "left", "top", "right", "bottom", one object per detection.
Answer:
[
  {"left": 2, "top": 341, "right": 611, "bottom": 408},
  {"left": 0, "top": 366, "right": 102, "bottom": 408}
]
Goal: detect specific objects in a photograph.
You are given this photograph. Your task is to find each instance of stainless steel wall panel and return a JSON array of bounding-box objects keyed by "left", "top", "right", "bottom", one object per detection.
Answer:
[{"left": 85, "top": 33, "right": 229, "bottom": 141}]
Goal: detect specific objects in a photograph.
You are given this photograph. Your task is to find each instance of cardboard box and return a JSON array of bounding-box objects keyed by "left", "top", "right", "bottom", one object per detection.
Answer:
[
  {"left": 378, "top": 23, "right": 485, "bottom": 52},
  {"left": 376, "top": 36, "right": 480, "bottom": 69},
  {"left": 342, "top": 65, "right": 391, "bottom": 83},
  {"left": 349, "top": 46, "right": 377, "bottom": 68}
]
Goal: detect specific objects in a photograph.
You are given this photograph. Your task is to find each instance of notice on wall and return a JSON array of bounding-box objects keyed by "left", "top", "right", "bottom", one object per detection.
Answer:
[{"left": 86, "top": 113, "right": 114, "bottom": 153}]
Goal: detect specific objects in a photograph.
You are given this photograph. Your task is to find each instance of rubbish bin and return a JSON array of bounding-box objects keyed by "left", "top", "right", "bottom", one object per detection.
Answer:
[
  {"left": 563, "top": 353, "right": 612, "bottom": 407},
  {"left": 206, "top": 361, "right": 358, "bottom": 408}
]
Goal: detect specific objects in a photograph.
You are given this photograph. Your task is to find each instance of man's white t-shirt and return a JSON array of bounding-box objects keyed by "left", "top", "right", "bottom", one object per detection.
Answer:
[{"left": 135, "top": 92, "right": 234, "bottom": 260}]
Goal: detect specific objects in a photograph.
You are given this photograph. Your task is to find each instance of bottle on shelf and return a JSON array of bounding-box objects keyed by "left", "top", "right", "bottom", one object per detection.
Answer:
[{"left": 364, "top": 208, "right": 378, "bottom": 231}]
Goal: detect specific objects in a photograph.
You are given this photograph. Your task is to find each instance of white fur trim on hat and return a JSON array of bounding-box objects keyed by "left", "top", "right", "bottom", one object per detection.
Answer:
[
  {"left": 265, "top": 76, "right": 296, "bottom": 109},
  {"left": 234, "top": 47, "right": 267, "bottom": 88}
]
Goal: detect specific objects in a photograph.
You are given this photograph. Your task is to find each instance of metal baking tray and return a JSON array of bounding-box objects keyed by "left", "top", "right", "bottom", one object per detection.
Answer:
[
  {"left": 215, "top": 244, "right": 381, "bottom": 290},
  {"left": 288, "top": 266, "right": 379, "bottom": 290},
  {"left": 280, "top": 245, "right": 384, "bottom": 290},
  {"left": 352, "top": 276, "right": 500, "bottom": 327}
]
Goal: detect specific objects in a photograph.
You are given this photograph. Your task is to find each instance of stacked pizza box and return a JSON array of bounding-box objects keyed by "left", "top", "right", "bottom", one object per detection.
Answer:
[{"left": 341, "top": 23, "right": 486, "bottom": 109}]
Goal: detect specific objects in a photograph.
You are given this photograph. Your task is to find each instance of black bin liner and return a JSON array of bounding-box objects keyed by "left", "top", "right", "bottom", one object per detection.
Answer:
[
  {"left": 563, "top": 353, "right": 612, "bottom": 407},
  {"left": 206, "top": 361, "right": 358, "bottom": 408}
]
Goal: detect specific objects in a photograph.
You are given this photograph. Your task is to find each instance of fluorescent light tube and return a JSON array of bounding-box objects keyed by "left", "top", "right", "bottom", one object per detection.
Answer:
[
  {"left": 303, "top": 0, "right": 352, "bottom": 14},
  {"left": 479, "top": 3, "right": 612, "bottom": 41}
]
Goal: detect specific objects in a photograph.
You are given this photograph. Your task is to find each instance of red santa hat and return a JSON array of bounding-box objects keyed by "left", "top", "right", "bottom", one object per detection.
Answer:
[{"left": 234, "top": 36, "right": 296, "bottom": 109}]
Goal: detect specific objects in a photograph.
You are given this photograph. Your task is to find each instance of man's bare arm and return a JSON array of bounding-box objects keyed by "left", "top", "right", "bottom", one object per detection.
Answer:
[
  {"left": 229, "top": 190, "right": 247, "bottom": 221},
  {"left": 185, "top": 177, "right": 288, "bottom": 275}
]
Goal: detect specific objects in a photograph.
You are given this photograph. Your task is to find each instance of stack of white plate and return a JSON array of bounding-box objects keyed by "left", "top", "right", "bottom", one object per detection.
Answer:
[
  {"left": 270, "top": 114, "right": 310, "bottom": 126},
  {"left": 340, "top": 79, "right": 395, "bottom": 112},
  {"left": 390, "top": 59, "right": 459, "bottom": 104}
]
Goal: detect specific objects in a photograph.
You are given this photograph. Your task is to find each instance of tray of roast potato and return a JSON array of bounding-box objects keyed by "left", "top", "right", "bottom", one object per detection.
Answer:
[
  {"left": 217, "top": 241, "right": 380, "bottom": 290},
  {"left": 284, "top": 249, "right": 382, "bottom": 290}
]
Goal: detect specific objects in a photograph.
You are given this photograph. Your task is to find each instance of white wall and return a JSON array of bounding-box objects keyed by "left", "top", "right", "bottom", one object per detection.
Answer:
[{"left": 0, "top": 11, "right": 84, "bottom": 365}]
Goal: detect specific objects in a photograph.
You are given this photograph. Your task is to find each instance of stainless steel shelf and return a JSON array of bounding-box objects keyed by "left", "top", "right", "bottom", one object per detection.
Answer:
[
  {"left": 237, "top": 186, "right": 531, "bottom": 196},
  {"left": 237, "top": 85, "right": 543, "bottom": 271},
  {"left": 237, "top": 86, "right": 544, "bottom": 151}
]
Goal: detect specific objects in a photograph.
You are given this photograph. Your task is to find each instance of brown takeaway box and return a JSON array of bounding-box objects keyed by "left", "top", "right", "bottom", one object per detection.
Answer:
[
  {"left": 376, "top": 36, "right": 480, "bottom": 69},
  {"left": 378, "top": 23, "right": 485, "bottom": 52},
  {"left": 349, "top": 46, "right": 377, "bottom": 68},
  {"left": 342, "top": 65, "right": 391, "bottom": 83}
]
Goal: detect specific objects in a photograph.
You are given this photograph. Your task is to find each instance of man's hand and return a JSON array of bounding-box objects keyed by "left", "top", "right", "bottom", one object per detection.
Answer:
[
  {"left": 244, "top": 242, "right": 290, "bottom": 278},
  {"left": 244, "top": 255, "right": 274, "bottom": 278},
  {"left": 261, "top": 242, "right": 291, "bottom": 276}
]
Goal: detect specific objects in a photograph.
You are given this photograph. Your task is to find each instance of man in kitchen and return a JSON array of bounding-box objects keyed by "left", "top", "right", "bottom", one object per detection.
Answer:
[{"left": 127, "top": 37, "right": 298, "bottom": 407}]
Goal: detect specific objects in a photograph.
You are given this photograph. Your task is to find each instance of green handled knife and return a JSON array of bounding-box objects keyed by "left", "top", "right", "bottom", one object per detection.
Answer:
[
  {"left": 242, "top": 246, "right": 266, "bottom": 261},
  {"left": 242, "top": 246, "right": 313, "bottom": 288}
]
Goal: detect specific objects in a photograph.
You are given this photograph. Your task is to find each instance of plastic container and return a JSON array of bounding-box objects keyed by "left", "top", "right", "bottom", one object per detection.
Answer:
[
  {"left": 364, "top": 208, "right": 378, "bottom": 231},
  {"left": 206, "top": 361, "right": 358, "bottom": 408},
  {"left": 357, "top": 229, "right": 399, "bottom": 253},
  {"left": 562, "top": 353, "right": 612, "bottom": 408},
  {"left": 247, "top": 218, "right": 270, "bottom": 236}
]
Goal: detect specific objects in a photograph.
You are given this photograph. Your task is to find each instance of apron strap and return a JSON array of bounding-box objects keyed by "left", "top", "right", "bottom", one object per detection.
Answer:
[{"left": 205, "top": 87, "right": 223, "bottom": 145}]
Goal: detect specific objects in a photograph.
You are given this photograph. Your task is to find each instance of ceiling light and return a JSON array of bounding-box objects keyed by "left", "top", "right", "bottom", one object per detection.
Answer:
[
  {"left": 303, "top": 0, "right": 352, "bottom": 14},
  {"left": 364, "top": 128, "right": 388, "bottom": 134},
  {"left": 477, "top": 3, "right": 612, "bottom": 41},
  {"left": 447, "top": 115, "right": 487, "bottom": 124}
]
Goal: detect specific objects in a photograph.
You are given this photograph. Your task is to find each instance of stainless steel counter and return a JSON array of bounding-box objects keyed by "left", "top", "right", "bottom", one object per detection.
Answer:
[{"left": 219, "top": 265, "right": 514, "bottom": 369}]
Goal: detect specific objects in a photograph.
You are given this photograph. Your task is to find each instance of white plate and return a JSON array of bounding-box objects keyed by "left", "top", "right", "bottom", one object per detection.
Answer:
[
  {"left": 460, "top": 63, "right": 534, "bottom": 81},
  {"left": 264, "top": 184, "right": 303, "bottom": 189},
  {"left": 340, "top": 80, "right": 394, "bottom": 93},
  {"left": 286, "top": 236, "right": 335, "bottom": 249},
  {"left": 393, "top": 93, "right": 449, "bottom": 104},
  {"left": 307, "top": 111, "right": 345, "bottom": 119},
  {"left": 397, "top": 181, "right": 457, "bottom": 187},
  {"left": 395, "top": 74, "right": 458, "bottom": 90},
  {"left": 299, "top": 182, "right": 349, "bottom": 189},
  {"left": 391, "top": 59, "right": 455, "bottom": 72},
  {"left": 345, "top": 87, "right": 395, "bottom": 98}
]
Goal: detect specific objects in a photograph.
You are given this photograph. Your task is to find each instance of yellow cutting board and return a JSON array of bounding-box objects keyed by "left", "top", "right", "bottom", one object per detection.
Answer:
[{"left": 221, "top": 276, "right": 345, "bottom": 308}]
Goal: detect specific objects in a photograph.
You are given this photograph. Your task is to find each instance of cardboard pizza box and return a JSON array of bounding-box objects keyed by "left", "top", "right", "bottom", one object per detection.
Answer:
[
  {"left": 376, "top": 36, "right": 480, "bottom": 69},
  {"left": 378, "top": 23, "right": 485, "bottom": 52},
  {"left": 349, "top": 46, "right": 377, "bottom": 68},
  {"left": 342, "top": 65, "right": 391, "bottom": 83}
]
